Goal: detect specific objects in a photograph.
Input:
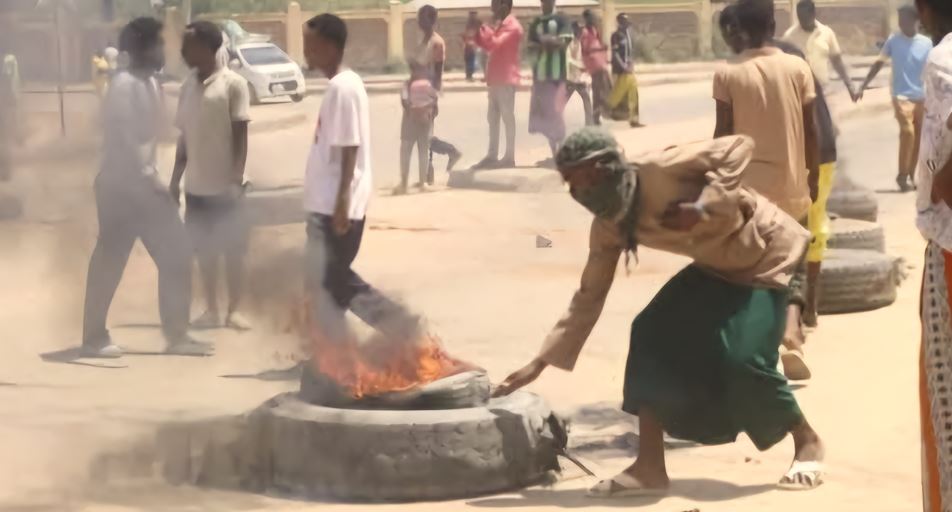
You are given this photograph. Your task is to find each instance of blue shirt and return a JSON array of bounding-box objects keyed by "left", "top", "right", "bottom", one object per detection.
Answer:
[{"left": 881, "top": 32, "right": 933, "bottom": 100}]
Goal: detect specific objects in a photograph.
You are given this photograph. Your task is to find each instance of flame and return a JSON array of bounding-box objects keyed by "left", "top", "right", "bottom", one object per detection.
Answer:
[{"left": 295, "top": 298, "right": 474, "bottom": 398}]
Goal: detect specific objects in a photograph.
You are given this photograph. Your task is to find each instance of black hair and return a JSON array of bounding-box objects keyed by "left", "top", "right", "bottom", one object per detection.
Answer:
[
  {"left": 719, "top": 4, "right": 738, "bottom": 28},
  {"left": 307, "top": 13, "right": 348, "bottom": 51},
  {"left": 898, "top": 4, "right": 918, "bottom": 18},
  {"left": 419, "top": 4, "right": 437, "bottom": 20},
  {"left": 797, "top": 0, "right": 815, "bottom": 11},
  {"left": 617, "top": 13, "right": 628, "bottom": 21},
  {"left": 185, "top": 20, "right": 223, "bottom": 52},
  {"left": 736, "top": 0, "right": 775, "bottom": 46},
  {"left": 119, "top": 17, "right": 163, "bottom": 56}
]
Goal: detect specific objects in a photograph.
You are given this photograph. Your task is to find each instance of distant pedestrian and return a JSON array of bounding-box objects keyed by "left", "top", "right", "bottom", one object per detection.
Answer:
[
  {"left": 472, "top": 0, "right": 522, "bottom": 170},
  {"left": 462, "top": 11, "right": 480, "bottom": 81},
  {"left": 414, "top": 5, "right": 463, "bottom": 181},
  {"left": 302, "top": 14, "right": 423, "bottom": 348},
  {"left": 581, "top": 9, "right": 612, "bottom": 125},
  {"left": 857, "top": 4, "right": 933, "bottom": 192},
  {"left": 713, "top": 0, "right": 820, "bottom": 381},
  {"left": 92, "top": 50, "right": 110, "bottom": 98},
  {"left": 396, "top": 61, "right": 439, "bottom": 195},
  {"left": 782, "top": 0, "right": 856, "bottom": 99},
  {"left": 104, "top": 42, "right": 120, "bottom": 72},
  {"left": 565, "top": 22, "right": 593, "bottom": 126},
  {"left": 170, "top": 20, "right": 253, "bottom": 332},
  {"left": 81, "top": 17, "right": 211, "bottom": 358},
  {"left": 914, "top": 1, "right": 952, "bottom": 510},
  {"left": 527, "top": 0, "right": 572, "bottom": 163},
  {"left": 608, "top": 14, "right": 642, "bottom": 127}
]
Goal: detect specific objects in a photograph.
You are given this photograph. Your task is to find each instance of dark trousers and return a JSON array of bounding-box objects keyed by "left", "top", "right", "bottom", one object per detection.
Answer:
[
  {"left": 464, "top": 48, "right": 477, "bottom": 80},
  {"left": 305, "top": 214, "right": 420, "bottom": 342},
  {"left": 82, "top": 174, "right": 192, "bottom": 347},
  {"left": 565, "top": 81, "right": 594, "bottom": 125}
]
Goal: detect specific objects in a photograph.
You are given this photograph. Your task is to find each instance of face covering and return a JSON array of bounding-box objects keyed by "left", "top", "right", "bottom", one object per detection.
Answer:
[{"left": 569, "top": 158, "right": 638, "bottom": 222}]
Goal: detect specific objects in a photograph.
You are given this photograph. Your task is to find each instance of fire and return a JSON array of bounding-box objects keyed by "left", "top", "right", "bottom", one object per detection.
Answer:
[{"left": 295, "top": 298, "right": 474, "bottom": 398}]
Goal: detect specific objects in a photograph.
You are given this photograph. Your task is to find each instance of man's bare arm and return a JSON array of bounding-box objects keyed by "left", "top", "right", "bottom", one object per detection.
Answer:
[
  {"left": 831, "top": 54, "right": 855, "bottom": 97},
  {"left": 714, "top": 100, "right": 734, "bottom": 138},
  {"left": 169, "top": 135, "right": 187, "bottom": 202},
  {"left": 232, "top": 120, "right": 249, "bottom": 186},
  {"left": 858, "top": 60, "right": 885, "bottom": 98},
  {"left": 337, "top": 146, "right": 358, "bottom": 209},
  {"left": 803, "top": 102, "right": 820, "bottom": 202}
]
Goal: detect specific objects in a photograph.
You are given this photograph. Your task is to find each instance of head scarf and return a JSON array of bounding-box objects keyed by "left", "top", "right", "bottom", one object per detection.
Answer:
[{"left": 556, "top": 127, "right": 640, "bottom": 267}]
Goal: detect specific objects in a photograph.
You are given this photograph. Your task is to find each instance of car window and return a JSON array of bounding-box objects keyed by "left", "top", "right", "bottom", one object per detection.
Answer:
[{"left": 239, "top": 46, "right": 291, "bottom": 66}]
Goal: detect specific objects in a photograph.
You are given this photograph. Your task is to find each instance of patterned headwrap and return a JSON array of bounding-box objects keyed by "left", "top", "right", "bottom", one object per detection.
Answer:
[{"left": 556, "top": 128, "right": 640, "bottom": 268}]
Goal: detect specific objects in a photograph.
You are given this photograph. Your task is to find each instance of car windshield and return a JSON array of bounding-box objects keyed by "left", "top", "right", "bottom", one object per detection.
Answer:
[{"left": 240, "top": 46, "right": 291, "bottom": 66}]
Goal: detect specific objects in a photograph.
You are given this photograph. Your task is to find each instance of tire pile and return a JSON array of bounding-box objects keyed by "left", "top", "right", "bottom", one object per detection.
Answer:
[{"left": 821, "top": 171, "right": 902, "bottom": 314}]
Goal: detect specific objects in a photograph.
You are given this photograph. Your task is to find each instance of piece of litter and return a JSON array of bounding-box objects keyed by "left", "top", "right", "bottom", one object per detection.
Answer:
[{"left": 536, "top": 235, "right": 552, "bottom": 248}]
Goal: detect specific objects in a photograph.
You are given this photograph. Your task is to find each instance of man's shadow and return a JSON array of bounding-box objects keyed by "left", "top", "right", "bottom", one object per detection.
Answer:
[{"left": 467, "top": 479, "right": 775, "bottom": 508}]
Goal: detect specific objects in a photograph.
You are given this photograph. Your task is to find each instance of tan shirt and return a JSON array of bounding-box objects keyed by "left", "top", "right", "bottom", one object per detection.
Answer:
[
  {"left": 176, "top": 68, "right": 251, "bottom": 196},
  {"left": 782, "top": 21, "right": 842, "bottom": 85},
  {"left": 713, "top": 47, "right": 816, "bottom": 219},
  {"left": 536, "top": 135, "right": 810, "bottom": 371}
]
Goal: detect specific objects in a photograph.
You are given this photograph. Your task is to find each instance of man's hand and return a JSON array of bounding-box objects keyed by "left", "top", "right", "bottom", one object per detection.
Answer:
[
  {"left": 332, "top": 203, "right": 351, "bottom": 236},
  {"left": 660, "top": 201, "right": 705, "bottom": 231},
  {"left": 169, "top": 182, "right": 181, "bottom": 204},
  {"left": 852, "top": 87, "right": 864, "bottom": 103},
  {"left": 493, "top": 358, "right": 548, "bottom": 397}
]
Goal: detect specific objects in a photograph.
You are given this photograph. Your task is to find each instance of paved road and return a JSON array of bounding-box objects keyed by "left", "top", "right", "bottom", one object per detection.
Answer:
[{"left": 242, "top": 80, "right": 715, "bottom": 190}]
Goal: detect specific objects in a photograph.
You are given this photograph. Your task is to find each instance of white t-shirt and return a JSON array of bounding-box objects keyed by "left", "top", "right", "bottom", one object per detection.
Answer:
[
  {"left": 100, "top": 70, "right": 163, "bottom": 179},
  {"left": 304, "top": 69, "right": 372, "bottom": 220},
  {"left": 175, "top": 68, "right": 251, "bottom": 196},
  {"left": 782, "top": 21, "right": 842, "bottom": 85}
]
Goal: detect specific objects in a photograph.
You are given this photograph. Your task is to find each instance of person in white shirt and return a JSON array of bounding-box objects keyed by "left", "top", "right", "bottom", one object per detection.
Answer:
[
  {"left": 565, "top": 21, "right": 593, "bottom": 125},
  {"left": 782, "top": 0, "right": 856, "bottom": 99},
  {"left": 169, "top": 21, "right": 252, "bottom": 332},
  {"left": 302, "top": 14, "right": 422, "bottom": 347},
  {"left": 81, "top": 18, "right": 211, "bottom": 358}
]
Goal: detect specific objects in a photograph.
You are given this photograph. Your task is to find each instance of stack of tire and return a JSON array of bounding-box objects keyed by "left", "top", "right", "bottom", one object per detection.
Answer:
[{"left": 821, "top": 170, "right": 901, "bottom": 314}]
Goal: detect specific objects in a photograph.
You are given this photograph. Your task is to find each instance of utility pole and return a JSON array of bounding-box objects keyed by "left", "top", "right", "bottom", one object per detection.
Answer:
[
  {"left": 36, "top": 0, "right": 72, "bottom": 136},
  {"left": 183, "top": 0, "right": 192, "bottom": 23}
]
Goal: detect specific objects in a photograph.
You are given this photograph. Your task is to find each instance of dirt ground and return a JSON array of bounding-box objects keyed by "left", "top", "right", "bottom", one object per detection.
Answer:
[{"left": 0, "top": 83, "right": 923, "bottom": 511}]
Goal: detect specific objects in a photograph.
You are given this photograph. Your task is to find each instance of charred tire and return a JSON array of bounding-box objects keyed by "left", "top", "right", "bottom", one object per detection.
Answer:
[
  {"left": 252, "top": 391, "right": 563, "bottom": 502},
  {"left": 827, "top": 172, "right": 879, "bottom": 222},
  {"left": 818, "top": 249, "right": 898, "bottom": 315},
  {"left": 828, "top": 218, "right": 885, "bottom": 252}
]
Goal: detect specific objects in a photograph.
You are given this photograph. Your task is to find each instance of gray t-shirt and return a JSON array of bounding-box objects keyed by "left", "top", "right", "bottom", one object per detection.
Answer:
[{"left": 100, "top": 71, "right": 163, "bottom": 179}]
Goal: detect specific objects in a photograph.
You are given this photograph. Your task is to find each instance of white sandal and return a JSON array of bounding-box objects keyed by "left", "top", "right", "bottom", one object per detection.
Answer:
[
  {"left": 587, "top": 472, "right": 669, "bottom": 498},
  {"left": 778, "top": 460, "right": 825, "bottom": 490},
  {"left": 780, "top": 346, "right": 812, "bottom": 381}
]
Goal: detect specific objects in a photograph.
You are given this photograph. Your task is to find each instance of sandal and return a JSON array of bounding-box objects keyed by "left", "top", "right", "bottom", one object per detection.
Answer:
[
  {"left": 780, "top": 346, "right": 812, "bottom": 381},
  {"left": 587, "top": 472, "right": 669, "bottom": 499},
  {"left": 778, "top": 460, "right": 825, "bottom": 490}
]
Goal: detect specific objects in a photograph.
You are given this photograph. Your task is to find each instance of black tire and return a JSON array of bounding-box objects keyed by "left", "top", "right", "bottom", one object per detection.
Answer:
[
  {"left": 827, "top": 170, "right": 878, "bottom": 222},
  {"left": 828, "top": 218, "right": 885, "bottom": 252},
  {"left": 290, "top": 93, "right": 304, "bottom": 103},
  {"left": 818, "top": 249, "right": 898, "bottom": 315},
  {"left": 254, "top": 391, "right": 563, "bottom": 501}
]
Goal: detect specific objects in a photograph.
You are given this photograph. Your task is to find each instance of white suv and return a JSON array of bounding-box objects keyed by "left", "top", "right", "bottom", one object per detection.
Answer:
[{"left": 230, "top": 42, "right": 306, "bottom": 104}]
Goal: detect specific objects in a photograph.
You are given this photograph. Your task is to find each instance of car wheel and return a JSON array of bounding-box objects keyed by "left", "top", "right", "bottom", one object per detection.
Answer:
[{"left": 290, "top": 93, "right": 304, "bottom": 103}]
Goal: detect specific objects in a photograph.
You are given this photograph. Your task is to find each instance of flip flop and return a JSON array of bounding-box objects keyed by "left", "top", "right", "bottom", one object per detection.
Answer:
[
  {"left": 780, "top": 347, "right": 812, "bottom": 381},
  {"left": 587, "top": 472, "right": 669, "bottom": 499},
  {"left": 778, "top": 460, "right": 825, "bottom": 490}
]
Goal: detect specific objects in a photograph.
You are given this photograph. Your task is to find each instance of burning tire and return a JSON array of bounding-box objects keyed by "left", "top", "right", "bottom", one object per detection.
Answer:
[
  {"left": 827, "top": 171, "right": 879, "bottom": 222},
  {"left": 254, "top": 390, "right": 564, "bottom": 501}
]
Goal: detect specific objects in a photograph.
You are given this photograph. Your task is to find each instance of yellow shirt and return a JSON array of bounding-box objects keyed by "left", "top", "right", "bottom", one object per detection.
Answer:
[
  {"left": 713, "top": 47, "right": 816, "bottom": 220},
  {"left": 782, "top": 20, "right": 842, "bottom": 85}
]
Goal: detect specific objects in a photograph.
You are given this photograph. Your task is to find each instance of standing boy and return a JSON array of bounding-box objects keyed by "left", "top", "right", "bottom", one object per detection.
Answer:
[
  {"left": 473, "top": 0, "right": 523, "bottom": 170},
  {"left": 608, "top": 14, "right": 642, "bottom": 127},
  {"left": 527, "top": 0, "right": 572, "bottom": 161},
  {"left": 581, "top": 9, "right": 612, "bottom": 125},
  {"left": 565, "top": 21, "right": 594, "bottom": 126},
  {"left": 857, "top": 5, "right": 933, "bottom": 192},
  {"left": 713, "top": 0, "right": 820, "bottom": 380},
  {"left": 462, "top": 11, "right": 480, "bottom": 81},
  {"left": 170, "top": 21, "right": 252, "bottom": 331},
  {"left": 782, "top": 0, "right": 856, "bottom": 99}
]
